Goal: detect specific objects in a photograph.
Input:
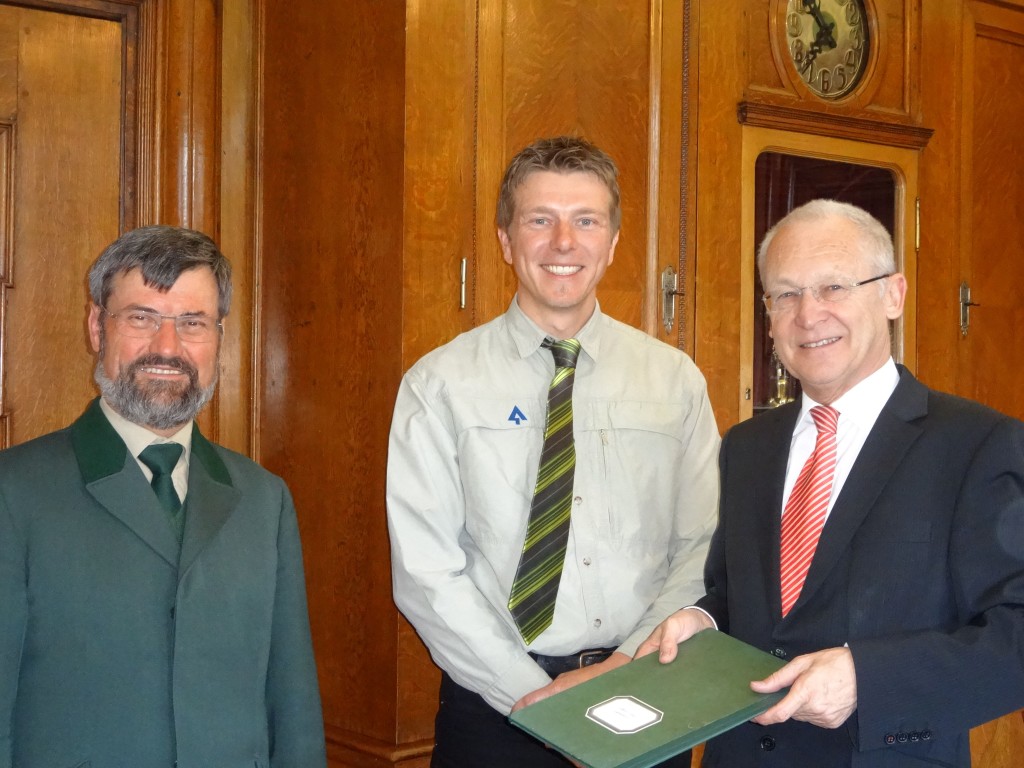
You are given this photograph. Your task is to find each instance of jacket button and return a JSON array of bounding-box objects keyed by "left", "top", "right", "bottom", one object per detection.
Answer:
[
  {"left": 897, "top": 732, "right": 909, "bottom": 743},
  {"left": 909, "top": 731, "right": 920, "bottom": 742},
  {"left": 772, "top": 647, "right": 787, "bottom": 659},
  {"left": 922, "top": 730, "right": 932, "bottom": 741},
  {"left": 885, "top": 733, "right": 896, "bottom": 745},
  {"left": 759, "top": 735, "right": 776, "bottom": 751}
]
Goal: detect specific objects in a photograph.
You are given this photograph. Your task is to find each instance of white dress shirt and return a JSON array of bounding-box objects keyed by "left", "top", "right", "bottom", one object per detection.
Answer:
[{"left": 782, "top": 358, "right": 901, "bottom": 518}]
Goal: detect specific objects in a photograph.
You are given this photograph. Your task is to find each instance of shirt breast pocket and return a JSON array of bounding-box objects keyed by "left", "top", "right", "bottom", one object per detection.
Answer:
[
  {"left": 452, "top": 396, "right": 545, "bottom": 542},
  {"left": 579, "top": 401, "right": 687, "bottom": 540}
]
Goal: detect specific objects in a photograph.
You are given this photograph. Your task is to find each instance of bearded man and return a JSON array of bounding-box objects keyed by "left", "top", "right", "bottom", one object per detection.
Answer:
[{"left": 0, "top": 226, "right": 326, "bottom": 768}]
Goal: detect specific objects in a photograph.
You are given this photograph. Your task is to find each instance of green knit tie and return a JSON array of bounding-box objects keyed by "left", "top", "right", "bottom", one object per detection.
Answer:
[
  {"left": 508, "top": 338, "right": 582, "bottom": 644},
  {"left": 139, "top": 443, "right": 184, "bottom": 519}
]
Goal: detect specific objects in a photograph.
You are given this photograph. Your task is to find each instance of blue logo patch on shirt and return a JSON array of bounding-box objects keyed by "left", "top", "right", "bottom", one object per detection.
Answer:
[{"left": 508, "top": 406, "right": 528, "bottom": 425}]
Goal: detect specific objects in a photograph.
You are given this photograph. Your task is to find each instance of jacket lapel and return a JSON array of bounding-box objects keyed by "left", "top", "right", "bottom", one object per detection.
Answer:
[
  {"left": 755, "top": 403, "right": 802, "bottom": 619},
  {"left": 178, "top": 425, "right": 240, "bottom": 577},
  {"left": 71, "top": 399, "right": 181, "bottom": 567},
  {"left": 794, "top": 367, "right": 928, "bottom": 609}
]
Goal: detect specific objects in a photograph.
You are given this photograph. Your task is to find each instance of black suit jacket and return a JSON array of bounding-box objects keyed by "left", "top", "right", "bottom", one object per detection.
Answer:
[{"left": 696, "top": 367, "right": 1024, "bottom": 768}]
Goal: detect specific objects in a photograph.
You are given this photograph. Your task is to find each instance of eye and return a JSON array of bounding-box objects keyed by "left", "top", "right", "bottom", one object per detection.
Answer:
[
  {"left": 179, "top": 317, "right": 211, "bottom": 331},
  {"left": 529, "top": 216, "right": 550, "bottom": 226},
  {"left": 819, "top": 284, "right": 849, "bottom": 301},
  {"left": 577, "top": 217, "right": 596, "bottom": 227},
  {"left": 774, "top": 290, "right": 800, "bottom": 303},
  {"left": 124, "top": 311, "right": 157, "bottom": 328}
]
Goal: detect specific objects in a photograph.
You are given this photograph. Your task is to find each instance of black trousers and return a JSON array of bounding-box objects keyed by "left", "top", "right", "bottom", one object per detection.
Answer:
[{"left": 430, "top": 671, "right": 692, "bottom": 768}]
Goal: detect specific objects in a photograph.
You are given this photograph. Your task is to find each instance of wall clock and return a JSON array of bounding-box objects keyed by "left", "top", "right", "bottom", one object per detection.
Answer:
[{"left": 785, "top": 0, "right": 871, "bottom": 99}]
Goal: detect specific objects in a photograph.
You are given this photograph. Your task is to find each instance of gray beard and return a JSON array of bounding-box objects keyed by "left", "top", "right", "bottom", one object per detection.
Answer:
[{"left": 94, "top": 352, "right": 217, "bottom": 431}]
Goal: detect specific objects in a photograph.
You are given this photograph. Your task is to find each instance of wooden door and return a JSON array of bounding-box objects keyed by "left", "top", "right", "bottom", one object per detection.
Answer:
[
  {"left": 957, "top": 1, "right": 1024, "bottom": 422},
  {"left": 957, "top": 3, "right": 1024, "bottom": 763},
  {"left": 0, "top": 4, "right": 121, "bottom": 447}
]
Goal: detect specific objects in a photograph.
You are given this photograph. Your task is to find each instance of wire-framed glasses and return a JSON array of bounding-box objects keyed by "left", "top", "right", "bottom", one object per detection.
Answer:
[
  {"left": 762, "top": 273, "right": 891, "bottom": 314},
  {"left": 102, "top": 307, "right": 223, "bottom": 342}
]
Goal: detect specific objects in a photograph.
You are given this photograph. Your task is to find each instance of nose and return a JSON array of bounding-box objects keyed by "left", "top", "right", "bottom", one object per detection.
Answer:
[
  {"left": 792, "top": 288, "right": 829, "bottom": 327},
  {"left": 551, "top": 219, "right": 576, "bottom": 251},
  {"left": 149, "top": 317, "right": 185, "bottom": 355}
]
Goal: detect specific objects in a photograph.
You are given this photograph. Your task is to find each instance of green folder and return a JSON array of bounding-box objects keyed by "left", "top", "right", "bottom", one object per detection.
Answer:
[{"left": 510, "top": 629, "right": 788, "bottom": 768}]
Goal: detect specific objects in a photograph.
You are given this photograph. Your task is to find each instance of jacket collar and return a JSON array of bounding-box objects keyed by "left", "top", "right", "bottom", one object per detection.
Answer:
[{"left": 70, "top": 398, "right": 239, "bottom": 574}]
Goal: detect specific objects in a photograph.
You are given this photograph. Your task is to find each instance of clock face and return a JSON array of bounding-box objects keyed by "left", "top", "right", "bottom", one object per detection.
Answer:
[{"left": 785, "top": 0, "right": 870, "bottom": 99}]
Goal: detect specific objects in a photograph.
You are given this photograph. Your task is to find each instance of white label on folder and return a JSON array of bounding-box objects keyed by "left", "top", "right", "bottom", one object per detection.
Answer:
[{"left": 586, "top": 695, "right": 664, "bottom": 735}]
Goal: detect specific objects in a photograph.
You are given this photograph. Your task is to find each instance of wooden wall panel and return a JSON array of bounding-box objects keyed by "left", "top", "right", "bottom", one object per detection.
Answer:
[
  {"left": 481, "top": 0, "right": 654, "bottom": 328},
  {"left": 0, "top": 6, "right": 120, "bottom": 446},
  {"left": 256, "top": 1, "right": 408, "bottom": 764}
]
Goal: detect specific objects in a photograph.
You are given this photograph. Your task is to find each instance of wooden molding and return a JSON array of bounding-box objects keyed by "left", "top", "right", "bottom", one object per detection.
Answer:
[{"left": 737, "top": 101, "right": 933, "bottom": 149}]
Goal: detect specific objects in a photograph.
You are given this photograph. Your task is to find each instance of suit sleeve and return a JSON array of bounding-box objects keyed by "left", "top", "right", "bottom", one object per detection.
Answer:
[
  {"left": 851, "top": 417, "right": 1024, "bottom": 749},
  {"left": 266, "top": 483, "right": 327, "bottom": 768},
  {"left": 0, "top": 487, "right": 25, "bottom": 768},
  {"left": 694, "top": 428, "right": 732, "bottom": 631}
]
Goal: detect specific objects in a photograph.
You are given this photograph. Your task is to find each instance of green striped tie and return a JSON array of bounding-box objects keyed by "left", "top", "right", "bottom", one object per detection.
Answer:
[{"left": 509, "top": 338, "right": 582, "bottom": 644}]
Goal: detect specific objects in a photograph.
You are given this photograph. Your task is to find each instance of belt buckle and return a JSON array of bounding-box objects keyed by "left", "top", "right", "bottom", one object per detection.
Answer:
[{"left": 578, "top": 649, "right": 609, "bottom": 669}]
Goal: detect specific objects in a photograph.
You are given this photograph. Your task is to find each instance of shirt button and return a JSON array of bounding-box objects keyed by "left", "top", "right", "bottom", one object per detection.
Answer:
[
  {"left": 593, "top": 619, "right": 602, "bottom": 628},
  {"left": 759, "top": 735, "right": 775, "bottom": 751},
  {"left": 582, "top": 557, "right": 592, "bottom": 566},
  {"left": 574, "top": 496, "right": 583, "bottom": 505}
]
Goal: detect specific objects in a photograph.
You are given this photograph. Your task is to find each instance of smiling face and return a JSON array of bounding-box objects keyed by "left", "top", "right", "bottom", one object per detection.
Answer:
[
  {"left": 498, "top": 170, "right": 619, "bottom": 338},
  {"left": 88, "top": 266, "right": 222, "bottom": 435},
  {"left": 763, "top": 215, "right": 907, "bottom": 404}
]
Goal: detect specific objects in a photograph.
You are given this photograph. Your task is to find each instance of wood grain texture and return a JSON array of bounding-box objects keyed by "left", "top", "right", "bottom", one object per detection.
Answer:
[
  {"left": 1, "top": 6, "right": 121, "bottom": 446},
  {"left": 256, "top": 0, "right": 407, "bottom": 761}
]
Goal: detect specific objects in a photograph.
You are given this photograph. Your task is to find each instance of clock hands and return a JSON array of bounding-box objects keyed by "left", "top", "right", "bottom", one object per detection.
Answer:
[{"left": 798, "top": 0, "right": 837, "bottom": 74}]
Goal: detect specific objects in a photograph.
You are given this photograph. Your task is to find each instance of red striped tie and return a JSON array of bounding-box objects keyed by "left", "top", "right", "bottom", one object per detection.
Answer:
[{"left": 780, "top": 405, "right": 839, "bottom": 617}]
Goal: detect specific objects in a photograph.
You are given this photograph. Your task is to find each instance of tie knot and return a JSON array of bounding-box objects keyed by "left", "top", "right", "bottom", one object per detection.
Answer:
[
  {"left": 139, "top": 443, "right": 184, "bottom": 476},
  {"left": 543, "top": 338, "right": 581, "bottom": 370},
  {"left": 809, "top": 405, "right": 839, "bottom": 436}
]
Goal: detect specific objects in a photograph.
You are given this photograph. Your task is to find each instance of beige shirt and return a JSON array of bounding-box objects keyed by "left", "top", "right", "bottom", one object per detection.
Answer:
[
  {"left": 99, "top": 397, "right": 193, "bottom": 503},
  {"left": 387, "top": 300, "right": 721, "bottom": 713}
]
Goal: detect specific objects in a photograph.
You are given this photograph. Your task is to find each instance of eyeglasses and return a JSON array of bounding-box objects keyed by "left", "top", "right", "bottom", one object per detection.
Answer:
[
  {"left": 102, "top": 307, "right": 223, "bottom": 343},
  {"left": 762, "top": 274, "right": 891, "bottom": 314}
]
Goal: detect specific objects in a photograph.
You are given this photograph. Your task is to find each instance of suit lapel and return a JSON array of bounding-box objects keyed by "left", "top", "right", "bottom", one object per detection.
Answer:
[
  {"left": 794, "top": 367, "right": 928, "bottom": 610},
  {"left": 178, "top": 425, "right": 241, "bottom": 577},
  {"left": 755, "top": 404, "right": 801, "bottom": 619},
  {"left": 71, "top": 399, "right": 181, "bottom": 567}
]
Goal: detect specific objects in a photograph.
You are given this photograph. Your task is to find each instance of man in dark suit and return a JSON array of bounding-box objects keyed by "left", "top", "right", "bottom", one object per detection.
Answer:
[
  {"left": 0, "top": 227, "right": 326, "bottom": 767},
  {"left": 638, "top": 199, "right": 1024, "bottom": 767}
]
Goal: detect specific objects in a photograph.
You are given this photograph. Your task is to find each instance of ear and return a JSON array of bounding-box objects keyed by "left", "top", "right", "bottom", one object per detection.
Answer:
[
  {"left": 883, "top": 273, "right": 908, "bottom": 320},
  {"left": 87, "top": 303, "right": 104, "bottom": 353},
  {"left": 607, "top": 231, "right": 620, "bottom": 267},
  {"left": 497, "top": 228, "right": 513, "bottom": 265}
]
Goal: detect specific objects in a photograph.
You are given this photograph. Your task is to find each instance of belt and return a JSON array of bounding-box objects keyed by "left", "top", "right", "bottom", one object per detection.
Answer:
[{"left": 529, "top": 647, "right": 616, "bottom": 678}]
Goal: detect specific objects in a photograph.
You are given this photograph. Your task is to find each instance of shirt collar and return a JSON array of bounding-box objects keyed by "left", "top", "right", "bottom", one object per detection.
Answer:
[
  {"left": 504, "top": 296, "right": 604, "bottom": 363},
  {"left": 99, "top": 397, "right": 194, "bottom": 459},
  {"left": 797, "top": 357, "right": 900, "bottom": 430}
]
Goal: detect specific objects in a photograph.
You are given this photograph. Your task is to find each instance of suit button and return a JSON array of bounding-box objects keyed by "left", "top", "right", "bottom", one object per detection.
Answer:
[
  {"left": 897, "top": 732, "right": 909, "bottom": 743},
  {"left": 772, "top": 647, "right": 787, "bottom": 659},
  {"left": 759, "top": 735, "right": 776, "bottom": 751},
  {"left": 909, "top": 732, "right": 920, "bottom": 742},
  {"left": 885, "top": 733, "right": 896, "bottom": 745},
  {"left": 922, "top": 730, "right": 932, "bottom": 741}
]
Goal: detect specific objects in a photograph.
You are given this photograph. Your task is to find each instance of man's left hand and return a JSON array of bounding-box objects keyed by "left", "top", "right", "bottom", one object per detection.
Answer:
[
  {"left": 511, "top": 651, "right": 632, "bottom": 713},
  {"left": 749, "top": 647, "right": 857, "bottom": 729}
]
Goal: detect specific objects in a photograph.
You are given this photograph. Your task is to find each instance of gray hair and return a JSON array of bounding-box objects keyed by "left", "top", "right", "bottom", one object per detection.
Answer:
[
  {"left": 88, "top": 226, "right": 232, "bottom": 317},
  {"left": 757, "top": 199, "right": 895, "bottom": 278}
]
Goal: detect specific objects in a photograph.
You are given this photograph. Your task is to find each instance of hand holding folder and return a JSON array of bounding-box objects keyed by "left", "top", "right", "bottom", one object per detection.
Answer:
[{"left": 510, "top": 630, "right": 789, "bottom": 768}]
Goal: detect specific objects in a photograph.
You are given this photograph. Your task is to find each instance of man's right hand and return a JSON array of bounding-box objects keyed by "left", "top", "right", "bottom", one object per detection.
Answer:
[{"left": 633, "top": 608, "right": 715, "bottom": 663}]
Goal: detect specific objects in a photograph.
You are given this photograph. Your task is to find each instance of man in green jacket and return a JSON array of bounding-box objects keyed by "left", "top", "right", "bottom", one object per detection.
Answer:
[{"left": 0, "top": 226, "right": 326, "bottom": 767}]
